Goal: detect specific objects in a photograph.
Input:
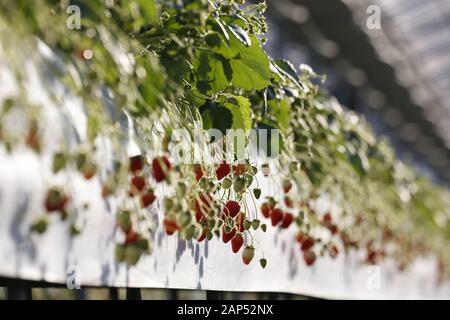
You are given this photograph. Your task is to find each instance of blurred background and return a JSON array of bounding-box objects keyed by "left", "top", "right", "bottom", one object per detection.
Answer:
[{"left": 259, "top": 0, "right": 450, "bottom": 185}]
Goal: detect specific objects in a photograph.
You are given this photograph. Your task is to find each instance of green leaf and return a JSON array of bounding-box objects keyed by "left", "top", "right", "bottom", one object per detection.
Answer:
[
  {"left": 273, "top": 59, "right": 299, "bottom": 82},
  {"left": 210, "top": 17, "right": 230, "bottom": 42},
  {"left": 273, "top": 59, "right": 306, "bottom": 90},
  {"left": 228, "top": 24, "right": 251, "bottom": 46},
  {"left": 160, "top": 42, "right": 190, "bottom": 83},
  {"left": 137, "top": 0, "right": 158, "bottom": 25},
  {"left": 268, "top": 98, "right": 290, "bottom": 130},
  {"left": 229, "top": 37, "right": 271, "bottom": 90},
  {"left": 215, "top": 35, "right": 270, "bottom": 90},
  {"left": 223, "top": 95, "right": 252, "bottom": 130},
  {"left": 200, "top": 101, "right": 233, "bottom": 135},
  {"left": 194, "top": 51, "right": 232, "bottom": 95}
]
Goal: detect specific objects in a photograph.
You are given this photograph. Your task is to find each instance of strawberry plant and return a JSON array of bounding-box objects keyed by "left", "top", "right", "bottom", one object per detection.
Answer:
[{"left": 0, "top": 0, "right": 449, "bottom": 281}]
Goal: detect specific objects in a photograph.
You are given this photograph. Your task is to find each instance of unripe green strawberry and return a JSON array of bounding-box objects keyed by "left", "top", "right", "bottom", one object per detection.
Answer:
[
  {"left": 233, "top": 178, "right": 246, "bottom": 193},
  {"left": 116, "top": 210, "right": 132, "bottom": 233},
  {"left": 253, "top": 188, "right": 261, "bottom": 199},
  {"left": 125, "top": 245, "right": 142, "bottom": 266},
  {"left": 30, "top": 217, "right": 48, "bottom": 234},
  {"left": 183, "top": 224, "right": 196, "bottom": 240},
  {"left": 222, "top": 178, "right": 232, "bottom": 189},
  {"left": 251, "top": 219, "right": 260, "bottom": 230},
  {"left": 52, "top": 152, "right": 67, "bottom": 173},
  {"left": 259, "top": 258, "right": 267, "bottom": 268},
  {"left": 242, "top": 246, "right": 255, "bottom": 265}
]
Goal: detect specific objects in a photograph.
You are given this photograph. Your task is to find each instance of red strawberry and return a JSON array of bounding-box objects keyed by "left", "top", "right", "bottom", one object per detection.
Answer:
[
  {"left": 195, "top": 211, "right": 205, "bottom": 223},
  {"left": 366, "top": 249, "right": 379, "bottom": 265},
  {"left": 282, "top": 180, "right": 293, "bottom": 193},
  {"left": 141, "top": 191, "right": 156, "bottom": 208},
  {"left": 124, "top": 229, "right": 139, "bottom": 245},
  {"left": 329, "top": 244, "right": 339, "bottom": 258},
  {"left": 322, "top": 214, "right": 338, "bottom": 235},
  {"left": 301, "top": 236, "right": 315, "bottom": 251},
  {"left": 44, "top": 188, "right": 69, "bottom": 212},
  {"left": 341, "top": 232, "right": 359, "bottom": 249},
  {"left": 215, "top": 162, "right": 231, "bottom": 180},
  {"left": 231, "top": 234, "right": 244, "bottom": 253},
  {"left": 129, "top": 155, "right": 144, "bottom": 174},
  {"left": 323, "top": 213, "right": 332, "bottom": 224},
  {"left": 130, "top": 176, "right": 146, "bottom": 194},
  {"left": 328, "top": 224, "right": 338, "bottom": 235},
  {"left": 296, "top": 232, "right": 307, "bottom": 244},
  {"left": 223, "top": 200, "right": 241, "bottom": 218},
  {"left": 26, "top": 121, "right": 40, "bottom": 152},
  {"left": 280, "top": 212, "right": 294, "bottom": 229},
  {"left": 284, "top": 196, "right": 294, "bottom": 208},
  {"left": 194, "top": 193, "right": 214, "bottom": 220},
  {"left": 232, "top": 164, "right": 249, "bottom": 176},
  {"left": 242, "top": 246, "right": 255, "bottom": 265},
  {"left": 82, "top": 163, "right": 97, "bottom": 180},
  {"left": 194, "top": 164, "right": 204, "bottom": 181},
  {"left": 261, "top": 202, "right": 273, "bottom": 218},
  {"left": 197, "top": 230, "right": 207, "bottom": 243},
  {"left": 164, "top": 218, "right": 179, "bottom": 235},
  {"left": 222, "top": 225, "right": 237, "bottom": 243},
  {"left": 236, "top": 212, "right": 246, "bottom": 233},
  {"left": 152, "top": 156, "right": 172, "bottom": 182},
  {"left": 270, "top": 208, "right": 283, "bottom": 226},
  {"left": 101, "top": 184, "right": 111, "bottom": 198},
  {"left": 303, "top": 250, "right": 316, "bottom": 266}
]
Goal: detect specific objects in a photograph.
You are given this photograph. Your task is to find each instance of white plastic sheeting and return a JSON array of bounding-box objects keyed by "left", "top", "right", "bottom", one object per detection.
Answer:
[{"left": 1, "top": 42, "right": 450, "bottom": 300}]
